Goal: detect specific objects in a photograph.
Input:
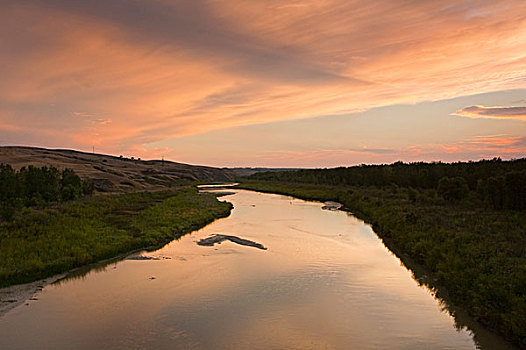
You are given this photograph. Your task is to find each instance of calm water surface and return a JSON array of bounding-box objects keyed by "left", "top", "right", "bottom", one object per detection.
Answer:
[{"left": 0, "top": 190, "right": 514, "bottom": 349}]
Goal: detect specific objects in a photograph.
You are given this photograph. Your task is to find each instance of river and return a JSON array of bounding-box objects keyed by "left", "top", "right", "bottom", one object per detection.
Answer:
[{"left": 0, "top": 189, "right": 514, "bottom": 349}]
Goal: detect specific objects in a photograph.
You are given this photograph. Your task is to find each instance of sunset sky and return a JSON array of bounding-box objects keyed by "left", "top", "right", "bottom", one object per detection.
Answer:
[{"left": 1, "top": 0, "right": 525, "bottom": 167}]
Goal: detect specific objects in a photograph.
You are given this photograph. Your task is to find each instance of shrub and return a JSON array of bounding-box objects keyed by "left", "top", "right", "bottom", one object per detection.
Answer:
[
  {"left": 61, "top": 184, "right": 80, "bottom": 201},
  {"left": 437, "top": 176, "right": 469, "bottom": 202}
]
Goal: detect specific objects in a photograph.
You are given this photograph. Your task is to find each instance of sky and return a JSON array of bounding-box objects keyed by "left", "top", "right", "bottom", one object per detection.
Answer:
[{"left": 0, "top": 0, "right": 525, "bottom": 167}]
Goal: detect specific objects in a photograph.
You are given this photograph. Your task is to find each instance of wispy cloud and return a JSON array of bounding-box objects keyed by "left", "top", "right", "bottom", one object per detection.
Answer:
[
  {"left": 467, "top": 135, "right": 525, "bottom": 146},
  {"left": 73, "top": 112, "right": 112, "bottom": 126},
  {"left": 351, "top": 148, "right": 396, "bottom": 154},
  {"left": 1, "top": 0, "right": 526, "bottom": 162},
  {"left": 454, "top": 106, "right": 526, "bottom": 120}
]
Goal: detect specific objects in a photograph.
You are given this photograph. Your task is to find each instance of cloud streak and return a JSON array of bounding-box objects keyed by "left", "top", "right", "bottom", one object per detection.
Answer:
[
  {"left": 454, "top": 106, "right": 526, "bottom": 120},
  {"left": 467, "top": 135, "right": 526, "bottom": 146}
]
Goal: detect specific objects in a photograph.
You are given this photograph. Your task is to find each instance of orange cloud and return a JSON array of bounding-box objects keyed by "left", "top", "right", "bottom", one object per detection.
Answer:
[
  {"left": 1, "top": 1, "right": 526, "bottom": 162},
  {"left": 453, "top": 106, "right": 526, "bottom": 120}
]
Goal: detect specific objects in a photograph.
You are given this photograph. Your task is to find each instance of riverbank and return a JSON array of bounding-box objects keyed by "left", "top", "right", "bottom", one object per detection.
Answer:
[
  {"left": 0, "top": 187, "right": 232, "bottom": 289},
  {"left": 2, "top": 188, "right": 503, "bottom": 349},
  {"left": 237, "top": 181, "right": 525, "bottom": 348},
  {"left": 0, "top": 273, "right": 67, "bottom": 317}
]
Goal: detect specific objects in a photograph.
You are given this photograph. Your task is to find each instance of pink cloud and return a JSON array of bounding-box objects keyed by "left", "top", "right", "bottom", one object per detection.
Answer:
[
  {"left": 467, "top": 135, "right": 525, "bottom": 146},
  {"left": 442, "top": 146, "right": 461, "bottom": 153}
]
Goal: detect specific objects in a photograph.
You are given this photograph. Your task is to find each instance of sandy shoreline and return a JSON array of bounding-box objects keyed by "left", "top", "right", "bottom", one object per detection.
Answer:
[
  {"left": 198, "top": 234, "right": 267, "bottom": 250},
  {"left": 0, "top": 273, "right": 66, "bottom": 317},
  {"left": 321, "top": 201, "right": 343, "bottom": 210},
  {"left": 0, "top": 245, "right": 177, "bottom": 318}
]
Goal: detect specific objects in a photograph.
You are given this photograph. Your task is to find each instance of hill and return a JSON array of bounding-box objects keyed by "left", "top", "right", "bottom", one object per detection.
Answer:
[
  {"left": 228, "top": 167, "right": 301, "bottom": 177},
  {"left": 0, "top": 146, "right": 234, "bottom": 192}
]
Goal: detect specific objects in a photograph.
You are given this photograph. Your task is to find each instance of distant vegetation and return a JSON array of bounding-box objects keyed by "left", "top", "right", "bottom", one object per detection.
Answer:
[
  {"left": 0, "top": 188, "right": 232, "bottom": 287},
  {"left": 0, "top": 164, "right": 94, "bottom": 221},
  {"left": 249, "top": 158, "right": 526, "bottom": 210},
  {"left": 240, "top": 157, "right": 526, "bottom": 347}
]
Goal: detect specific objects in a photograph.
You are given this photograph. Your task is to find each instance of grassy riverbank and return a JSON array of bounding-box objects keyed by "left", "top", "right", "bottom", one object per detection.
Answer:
[
  {"left": 0, "top": 187, "right": 232, "bottom": 288},
  {"left": 238, "top": 180, "right": 525, "bottom": 347}
]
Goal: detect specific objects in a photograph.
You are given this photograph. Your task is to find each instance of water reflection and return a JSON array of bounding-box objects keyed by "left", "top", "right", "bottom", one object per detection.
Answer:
[
  {"left": 394, "top": 253, "right": 513, "bottom": 350},
  {"left": 0, "top": 190, "right": 515, "bottom": 349}
]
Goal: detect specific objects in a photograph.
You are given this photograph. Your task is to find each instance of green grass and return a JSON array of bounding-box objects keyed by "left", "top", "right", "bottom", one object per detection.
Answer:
[
  {"left": 0, "top": 187, "right": 232, "bottom": 288},
  {"left": 238, "top": 180, "right": 526, "bottom": 348}
]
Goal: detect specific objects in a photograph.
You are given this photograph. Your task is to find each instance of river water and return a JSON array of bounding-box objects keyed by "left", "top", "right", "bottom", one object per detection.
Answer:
[{"left": 0, "top": 189, "right": 514, "bottom": 349}]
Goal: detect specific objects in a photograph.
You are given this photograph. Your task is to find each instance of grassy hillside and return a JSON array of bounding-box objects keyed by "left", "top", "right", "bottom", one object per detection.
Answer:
[{"left": 0, "top": 146, "right": 234, "bottom": 192}]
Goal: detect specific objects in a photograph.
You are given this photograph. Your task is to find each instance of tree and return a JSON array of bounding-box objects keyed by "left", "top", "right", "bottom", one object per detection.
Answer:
[{"left": 0, "top": 164, "right": 17, "bottom": 201}]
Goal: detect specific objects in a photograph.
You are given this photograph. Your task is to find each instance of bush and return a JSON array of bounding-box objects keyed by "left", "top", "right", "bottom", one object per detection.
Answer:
[
  {"left": 0, "top": 202, "right": 16, "bottom": 221},
  {"left": 437, "top": 176, "right": 469, "bottom": 202},
  {"left": 82, "top": 179, "right": 95, "bottom": 195},
  {"left": 504, "top": 170, "right": 526, "bottom": 210},
  {"left": 61, "top": 184, "right": 80, "bottom": 201}
]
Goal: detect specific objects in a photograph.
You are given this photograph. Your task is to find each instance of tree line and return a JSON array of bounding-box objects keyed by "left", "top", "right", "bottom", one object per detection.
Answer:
[
  {"left": 248, "top": 158, "right": 526, "bottom": 210},
  {"left": 0, "top": 164, "right": 94, "bottom": 220}
]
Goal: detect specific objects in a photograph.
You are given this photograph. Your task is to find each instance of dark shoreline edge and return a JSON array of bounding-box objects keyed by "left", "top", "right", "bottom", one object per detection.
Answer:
[{"left": 234, "top": 183, "right": 520, "bottom": 350}]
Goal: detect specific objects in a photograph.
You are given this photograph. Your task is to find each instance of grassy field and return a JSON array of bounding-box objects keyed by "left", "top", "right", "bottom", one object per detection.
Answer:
[
  {"left": 0, "top": 187, "right": 232, "bottom": 288},
  {"left": 237, "top": 180, "right": 525, "bottom": 347}
]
